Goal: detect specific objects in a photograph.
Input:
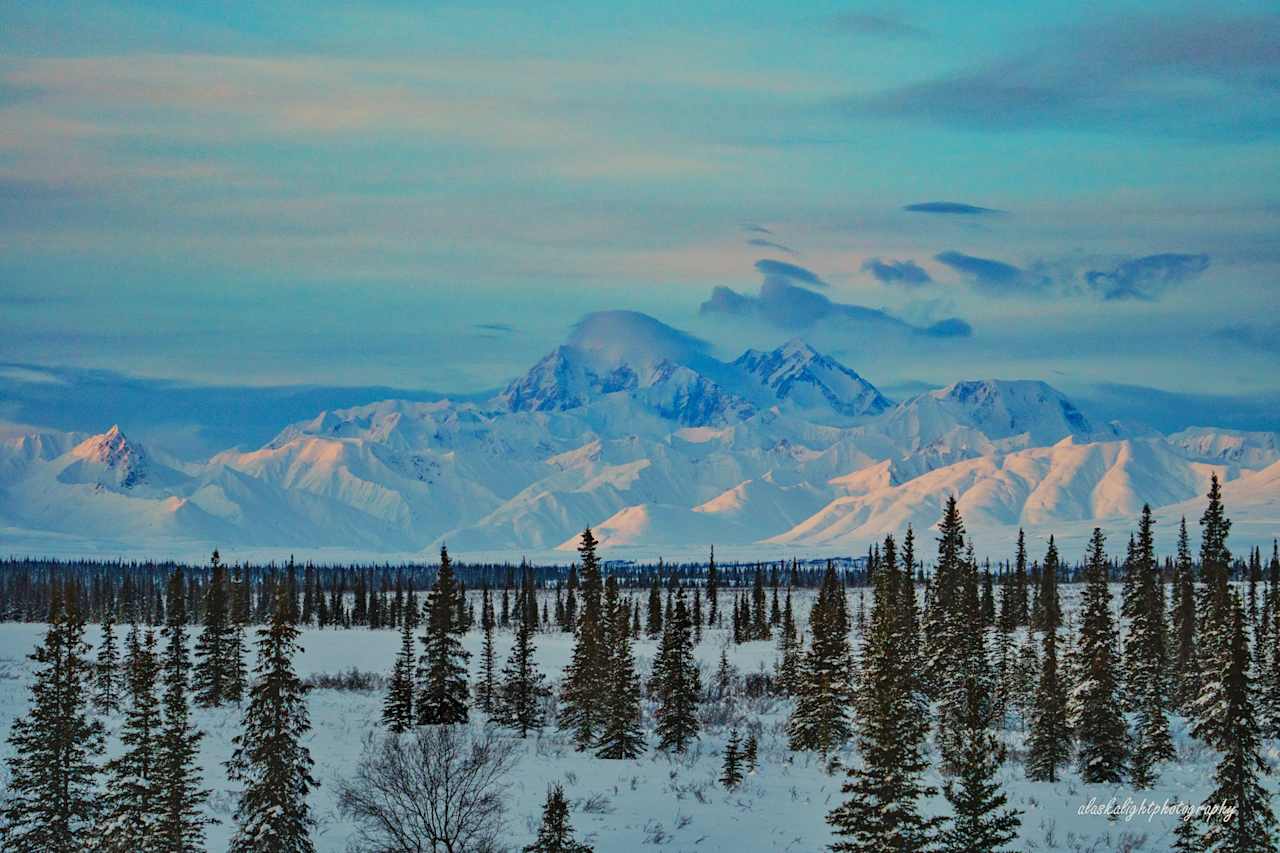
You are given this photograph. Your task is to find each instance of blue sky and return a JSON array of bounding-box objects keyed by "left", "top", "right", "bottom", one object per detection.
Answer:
[{"left": 2, "top": 0, "right": 1278, "bottom": 437}]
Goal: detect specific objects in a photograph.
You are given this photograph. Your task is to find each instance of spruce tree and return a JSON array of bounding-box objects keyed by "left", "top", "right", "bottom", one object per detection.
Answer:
[
  {"left": 828, "top": 534, "right": 938, "bottom": 852},
  {"left": 1261, "top": 577, "right": 1280, "bottom": 740},
  {"left": 416, "top": 546, "right": 470, "bottom": 725},
  {"left": 524, "top": 784, "right": 592, "bottom": 853},
  {"left": 96, "top": 613, "right": 122, "bottom": 713},
  {"left": 1012, "top": 528, "right": 1030, "bottom": 626},
  {"left": 1072, "top": 528, "right": 1127, "bottom": 784},
  {"left": 382, "top": 614, "right": 415, "bottom": 733},
  {"left": 498, "top": 564, "right": 548, "bottom": 737},
  {"left": 646, "top": 572, "right": 663, "bottom": 638},
  {"left": 706, "top": 546, "right": 719, "bottom": 626},
  {"left": 788, "top": 563, "right": 853, "bottom": 753},
  {"left": 156, "top": 567, "right": 213, "bottom": 852},
  {"left": 652, "top": 590, "right": 700, "bottom": 753},
  {"left": 1127, "top": 507, "right": 1174, "bottom": 781},
  {"left": 1193, "top": 475, "right": 1235, "bottom": 746},
  {"left": 939, "top": 669, "right": 1021, "bottom": 853},
  {"left": 720, "top": 728, "right": 743, "bottom": 790},
  {"left": 596, "top": 575, "right": 644, "bottom": 759},
  {"left": 0, "top": 580, "right": 104, "bottom": 853},
  {"left": 1026, "top": 538, "right": 1071, "bottom": 783},
  {"left": 1200, "top": 595, "right": 1277, "bottom": 853},
  {"left": 559, "top": 529, "right": 609, "bottom": 749},
  {"left": 742, "top": 732, "right": 758, "bottom": 774},
  {"left": 227, "top": 583, "right": 318, "bottom": 853},
  {"left": 228, "top": 562, "right": 250, "bottom": 704},
  {"left": 193, "top": 550, "right": 233, "bottom": 707},
  {"left": 1171, "top": 518, "right": 1200, "bottom": 713},
  {"left": 99, "top": 627, "right": 163, "bottom": 852},
  {"left": 479, "top": 584, "right": 497, "bottom": 715}
]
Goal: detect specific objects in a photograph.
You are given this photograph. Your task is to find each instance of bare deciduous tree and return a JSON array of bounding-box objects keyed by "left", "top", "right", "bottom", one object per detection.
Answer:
[{"left": 336, "top": 726, "right": 519, "bottom": 853}]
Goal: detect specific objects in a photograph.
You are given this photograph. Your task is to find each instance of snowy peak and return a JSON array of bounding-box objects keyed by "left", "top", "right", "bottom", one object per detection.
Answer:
[
  {"left": 60, "top": 425, "right": 151, "bottom": 489},
  {"left": 732, "top": 338, "right": 892, "bottom": 419}
]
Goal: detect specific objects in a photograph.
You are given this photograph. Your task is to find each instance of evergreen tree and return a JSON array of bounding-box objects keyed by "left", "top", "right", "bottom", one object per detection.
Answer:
[
  {"left": 416, "top": 546, "right": 470, "bottom": 725},
  {"left": 1072, "top": 528, "right": 1128, "bottom": 784},
  {"left": 939, "top": 669, "right": 1021, "bottom": 853},
  {"left": 1171, "top": 804, "right": 1206, "bottom": 853},
  {"left": 193, "top": 550, "right": 233, "bottom": 707},
  {"left": 479, "top": 584, "right": 497, "bottom": 715},
  {"left": 706, "top": 546, "right": 719, "bottom": 626},
  {"left": 788, "top": 563, "right": 853, "bottom": 753},
  {"left": 1193, "top": 475, "right": 1235, "bottom": 745},
  {"left": 156, "top": 567, "right": 213, "bottom": 852},
  {"left": 652, "top": 590, "right": 700, "bottom": 753},
  {"left": 382, "top": 614, "right": 415, "bottom": 733},
  {"left": 99, "top": 627, "right": 163, "bottom": 852},
  {"left": 1261, "top": 576, "right": 1280, "bottom": 739},
  {"left": 596, "top": 575, "right": 644, "bottom": 759},
  {"left": 1012, "top": 528, "right": 1030, "bottom": 626},
  {"left": 560, "top": 529, "right": 609, "bottom": 749},
  {"left": 828, "top": 531, "right": 938, "bottom": 852},
  {"left": 227, "top": 583, "right": 318, "bottom": 853},
  {"left": 720, "top": 728, "right": 743, "bottom": 790},
  {"left": 498, "top": 564, "right": 548, "bottom": 738},
  {"left": 1200, "top": 596, "right": 1277, "bottom": 853},
  {"left": 775, "top": 587, "right": 801, "bottom": 695},
  {"left": 923, "top": 497, "right": 967, "bottom": 698},
  {"left": 742, "top": 732, "right": 759, "bottom": 774},
  {"left": 524, "top": 784, "right": 592, "bottom": 853},
  {"left": 646, "top": 572, "right": 663, "bottom": 638},
  {"left": 1171, "top": 518, "right": 1200, "bottom": 712},
  {"left": 1026, "top": 538, "right": 1071, "bottom": 782},
  {"left": 0, "top": 580, "right": 104, "bottom": 852},
  {"left": 95, "top": 613, "right": 122, "bottom": 713}
]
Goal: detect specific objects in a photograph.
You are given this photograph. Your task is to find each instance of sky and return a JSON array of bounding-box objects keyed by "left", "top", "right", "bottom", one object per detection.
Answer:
[{"left": 2, "top": 0, "right": 1279, "bottom": 446}]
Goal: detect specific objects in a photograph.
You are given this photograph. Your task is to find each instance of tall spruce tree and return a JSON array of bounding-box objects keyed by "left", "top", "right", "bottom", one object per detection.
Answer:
[
  {"left": 193, "top": 550, "right": 233, "bottom": 707},
  {"left": 416, "top": 546, "right": 470, "bottom": 725},
  {"left": 95, "top": 613, "right": 122, "bottom": 713},
  {"left": 99, "top": 627, "right": 163, "bottom": 852},
  {"left": 596, "top": 575, "right": 644, "bottom": 759},
  {"left": 939, "top": 668, "right": 1021, "bottom": 853},
  {"left": 479, "top": 584, "right": 497, "bottom": 715},
  {"left": 382, "top": 614, "right": 416, "bottom": 733},
  {"left": 1193, "top": 475, "right": 1235, "bottom": 746},
  {"left": 559, "top": 529, "right": 608, "bottom": 749},
  {"left": 227, "top": 584, "right": 318, "bottom": 853},
  {"left": 498, "top": 564, "right": 548, "bottom": 738},
  {"left": 1026, "top": 537, "right": 1071, "bottom": 783},
  {"left": 1171, "top": 518, "right": 1200, "bottom": 713},
  {"left": 0, "top": 579, "right": 104, "bottom": 853},
  {"left": 923, "top": 497, "right": 967, "bottom": 697},
  {"left": 228, "top": 562, "right": 250, "bottom": 704},
  {"left": 788, "top": 562, "right": 853, "bottom": 753},
  {"left": 156, "top": 567, "right": 212, "bottom": 852},
  {"left": 1200, "top": 596, "right": 1277, "bottom": 853},
  {"left": 652, "top": 589, "right": 700, "bottom": 753},
  {"left": 828, "top": 534, "right": 938, "bottom": 851},
  {"left": 1012, "top": 528, "right": 1030, "bottom": 626},
  {"left": 1072, "top": 528, "right": 1128, "bottom": 784},
  {"left": 706, "top": 546, "right": 719, "bottom": 626}
]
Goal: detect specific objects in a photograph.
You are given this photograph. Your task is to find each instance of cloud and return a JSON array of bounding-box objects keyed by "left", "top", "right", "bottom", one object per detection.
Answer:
[
  {"left": 829, "top": 13, "right": 927, "bottom": 39},
  {"left": 700, "top": 276, "right": 970, "bottom": 338},
  {"left": 1210, "top": 323, "right": 1280, "bottom": 355},
  {"left": 747, "top": 238, "right": 797, "bottom": 255},
  {"left": 934, "top": 251, "right": 1026, "bottom": 294},
  {"left": 862, "top": 257, "right": 932, "bottom": 287},
  {"left": 1078, "top": 382, "right": 1280, "bottom": 433},
  {"left": 474, "top": 322, "right": 516, "bottom": 334},
  {"left": 741, "top": 223, "right": 773, "bottom": 235},
  {"left": 754, "top": 258, "right": 827, "bottom": 288},
  {"left": 1083, "top": 253, "right": 1209, "bottom": 301},
  {"left": 903, "top": 201, "right": 1001, "bottom": 216},
  {"left": 935, "top": 250, "right": 1209, "bottom": 300},
  {"left": 846, "top": 12, "right": 1280, "bottom": 137}
]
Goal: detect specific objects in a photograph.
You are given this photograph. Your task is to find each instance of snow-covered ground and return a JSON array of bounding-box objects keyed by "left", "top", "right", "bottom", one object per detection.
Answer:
[{"left": 0, "top": 586, "right": 1275, "bottom": 852}]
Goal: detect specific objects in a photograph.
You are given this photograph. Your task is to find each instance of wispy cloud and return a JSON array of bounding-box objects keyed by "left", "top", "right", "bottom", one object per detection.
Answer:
[
  {"left": 829, "top": 12, "right": 928, "bottom": 39},
  {"left": 846, "top": 12, "right": 1280, "bottom": 137},
  {"left": 754, "top": 258, "right": 827, "bottom": 288},
  {"left": 861, "top": 257, "right": 933, "bottom": 286},
  {"left": 935, "top": 250, "right": 1210, "bottom": 300},
  {"left": 747, "top": 237, "right": 797, "bottom": 255},
  {"left": 903, "top": 201, "right": 1001, "bottom": 216}
]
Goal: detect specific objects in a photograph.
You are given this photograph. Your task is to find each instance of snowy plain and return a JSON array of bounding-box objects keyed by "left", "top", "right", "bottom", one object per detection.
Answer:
[{"left": 1, "top": 583, "right": 1274, "bottom": 852}]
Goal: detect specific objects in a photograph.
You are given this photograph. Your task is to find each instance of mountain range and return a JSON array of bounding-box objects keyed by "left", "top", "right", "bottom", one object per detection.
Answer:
[{"left": 3, "top": 311, "right": 1277, "bottom": 561}]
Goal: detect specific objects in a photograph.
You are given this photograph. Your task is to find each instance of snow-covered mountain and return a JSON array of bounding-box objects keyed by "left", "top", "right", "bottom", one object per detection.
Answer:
[{"left": 2, "top": 311, "right": 1277, "bottom": 559}]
